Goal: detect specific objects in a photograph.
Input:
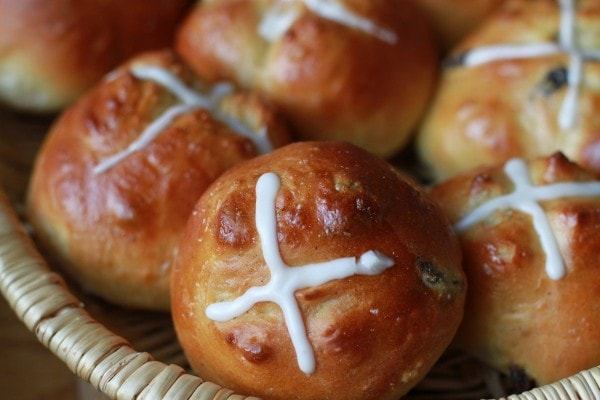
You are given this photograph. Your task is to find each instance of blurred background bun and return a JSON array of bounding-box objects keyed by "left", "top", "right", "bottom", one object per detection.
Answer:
[
  {"left": 0, "top": 0, "right": 192, "bottom": 113},
  {"left": 176, "top": 0, "right": 438, "bottom": 159}
]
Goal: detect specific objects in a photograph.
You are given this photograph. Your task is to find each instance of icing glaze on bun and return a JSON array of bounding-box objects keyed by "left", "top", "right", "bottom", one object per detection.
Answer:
[
  {"left": 430, "top": 152, "right": 600, "bottom": 385},
  {"left": 26, "top": 50, "right": 292, "bottom": 311},
  {"left": 176, "top": 0, "right": 438, "bottom": 159},
  {"left": 417, "top": 0, "right": 600, "bottom": 181},
  {"left": 172, "top": 141, "right": 466, "bottom": 400}
]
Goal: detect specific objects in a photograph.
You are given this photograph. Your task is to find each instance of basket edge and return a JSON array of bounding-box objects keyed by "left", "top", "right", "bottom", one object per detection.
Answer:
[
  {"left": 0, "top": 187, "right": 258, "bottom": 400},
  {"left": 0, "top": 185, "right": 598, "bottom": 400}
]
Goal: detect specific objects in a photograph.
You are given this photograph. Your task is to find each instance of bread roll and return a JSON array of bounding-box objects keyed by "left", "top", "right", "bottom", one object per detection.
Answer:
[
  {"left": 0, "top": 0, "right": 191, "bottom": 113},
  {"left": 417, "top": 0, "right": 600, "bottom": 181},
  {"left": 175, "top": 0, "right": 438, "bottom": 159},
  {"left": 429, "top": 152, "right": 600, "bottom": 385},
  {"left": 171, "top": 141, "right": 466, "bottom": 400},
  {"left": 26, "top": 50, "right": 292, "bottom": 311},
  {"left": 409, "top": 0, "right": 504, "bottom": 51}
]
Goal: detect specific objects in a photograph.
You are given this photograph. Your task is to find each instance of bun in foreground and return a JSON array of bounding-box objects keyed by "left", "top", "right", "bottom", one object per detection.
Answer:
[{"left": 172, "top": 141, "right": 466, "bottom": 400}]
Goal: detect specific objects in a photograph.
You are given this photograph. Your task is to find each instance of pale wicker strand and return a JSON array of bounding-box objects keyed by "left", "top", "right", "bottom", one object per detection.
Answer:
[
  {"left": 539, "top": 385, "right": 561, "bottom": 400},
  {"left": 498, "top": 366, "right": 600, "bottom": 400},
  {"left": 568, "top": 372, "right": 600, "bottom": 399},
  {"left": 548, "top": 385, "right": 568, "bottom": 400},
  {"left": 557, "top": 379, "right": 579, "bottom": 400},
  {"left": 0, "top": 188, "right": 259, "bottom": 400},
  {"left": 115, "top": 361, "right": 183, "bottom": 399},
  {"left": 588, "top": 369, "right": 600, "bottom": 398},
  {"left": 99, "top": 352, "right": 155, "bottom": 398},
  {"left": 542, "top": 383, "right": 564, "bottom": 400},
  {"left": 137, "top": 364, "right": 189, "bottom": 399},
  {"left": 0, "top": 186, "right": 599, "bottom": 400},
  {"left": 163, "top": 374, "right": 207, "bottom": 400},
  {"left": 190, "top": 382, "right": 233, "bottom": 400},
  {"left": 89, "top": 347, "right": 147, "bottom": 389}
]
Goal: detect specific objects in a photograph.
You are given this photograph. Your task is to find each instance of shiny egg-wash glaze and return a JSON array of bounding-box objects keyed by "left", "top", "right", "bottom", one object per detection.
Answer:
[
  {"left": 417, "top": 0, "right": 600, "bottom": 181},
  {"left": 172, "top": 141, "right": 466, "bottom": 400},
  {"left": 176, "top": 0, "right": 438, "bottom": 159},
  {"left": 26, "top": 50, "right": 291, "bottom": 311},
  {"left": 430, "top": 153, "right": 600, "bottom": 385}
]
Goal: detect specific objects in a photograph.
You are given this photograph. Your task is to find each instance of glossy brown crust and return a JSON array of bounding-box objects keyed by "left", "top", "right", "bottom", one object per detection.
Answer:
[
  {"left": 171, "top": 141, "right": 466, "bottom": 400},
  {"left": 429, "top": 152, "right": 600, "bottom": 385},
  {"left": 416, "top": 0, "right": 600, "bottom": 182},
  {"left": 0, "top": 0, "right": 192, "bottom": 113},
  {"left": 26, "top": 50, "right": 292, "bottom": 311},
  {"left": 409, "top": 0, "right": 504, "bottom": 51},
  {"left": 176, "top": 0, "right": 438, "bottom": 159}
]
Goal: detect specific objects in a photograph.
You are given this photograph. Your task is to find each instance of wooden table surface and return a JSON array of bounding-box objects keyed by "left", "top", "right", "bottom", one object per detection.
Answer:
[
  {"left": 0, "top": 295, "right": 79, "bottom": 400},
  {"left": 0, "top": 108, "right": 82, "bottom": 400}
]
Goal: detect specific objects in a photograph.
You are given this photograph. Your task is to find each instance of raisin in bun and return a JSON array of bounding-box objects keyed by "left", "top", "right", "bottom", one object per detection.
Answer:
[
  {"left": 0, "top": 0, "right": 191, "bottom": 113},
  {"left": 409, "top": 0, "right": 504, "bottom": 51},
  {"left": 416, "top": 0, "right": 600, "bottom": 182},
  {"left": 175, "top": 0, "right": 438, "bottom": 159},
  {"left": 26, "top": 50, "right": 292, "bottom": 311},
  {"left": 171, "top": 141, "right": 466, "bottom": 400},
  {"left": 429, "top": 152, "right": 600, "bottom": 385}
]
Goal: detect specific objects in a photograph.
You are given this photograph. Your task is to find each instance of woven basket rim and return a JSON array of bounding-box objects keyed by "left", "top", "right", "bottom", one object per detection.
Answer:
[{"left": 0, "top": 187, "right": 598, "bottom": 400}]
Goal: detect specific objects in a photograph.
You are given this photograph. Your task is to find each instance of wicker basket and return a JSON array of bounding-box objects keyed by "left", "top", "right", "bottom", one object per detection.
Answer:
[{"left": 0, "top": 107, "right": 599, "bottom": 400}]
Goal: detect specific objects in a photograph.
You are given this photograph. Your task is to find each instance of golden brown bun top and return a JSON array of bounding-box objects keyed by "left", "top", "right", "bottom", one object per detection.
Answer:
[
  {"left": 429, "top": 152, "right": 600, "bottom": 384},
  {"left": 172, "top": 141, "right": 466, "bottom": 400},
  {"left": 0, "top": 0, "right": 191, "bottom": 113},
  {"left": 417, "top": 0, "right": 600, "bottom": 182},
  {"left": 26, "top": 49, "right": 292, "bottom": 311},
  {"left": 175, "top": 0, "right": 438, "bottom": 159},
  {"left": 453, "top": 0, "right": 600, "bottom": 52}
]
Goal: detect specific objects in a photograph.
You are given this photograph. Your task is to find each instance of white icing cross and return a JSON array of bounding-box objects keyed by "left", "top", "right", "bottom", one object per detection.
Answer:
[
  {"left": 93, "top": 65, "right": 272, "bottom": 174},
  {"left": 455, "top": 158, "right": 600, "bottom": 280},
  {"left": 258, "top": 0, "right": 397, "bottom": 44},
  {"left": 459, "top": 0, "right": 600, "bottom": 129},
  {"left": 205, "top": 172, "right": 395, "bottom": 374}
]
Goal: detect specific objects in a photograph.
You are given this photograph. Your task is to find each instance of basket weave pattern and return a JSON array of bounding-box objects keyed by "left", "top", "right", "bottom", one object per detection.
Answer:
[
  {"left": 0, "top": 188, "right": 262, "bottom": 399},
  {"left": 0, "top": 114, "right": 599, "bottom": 400}
]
